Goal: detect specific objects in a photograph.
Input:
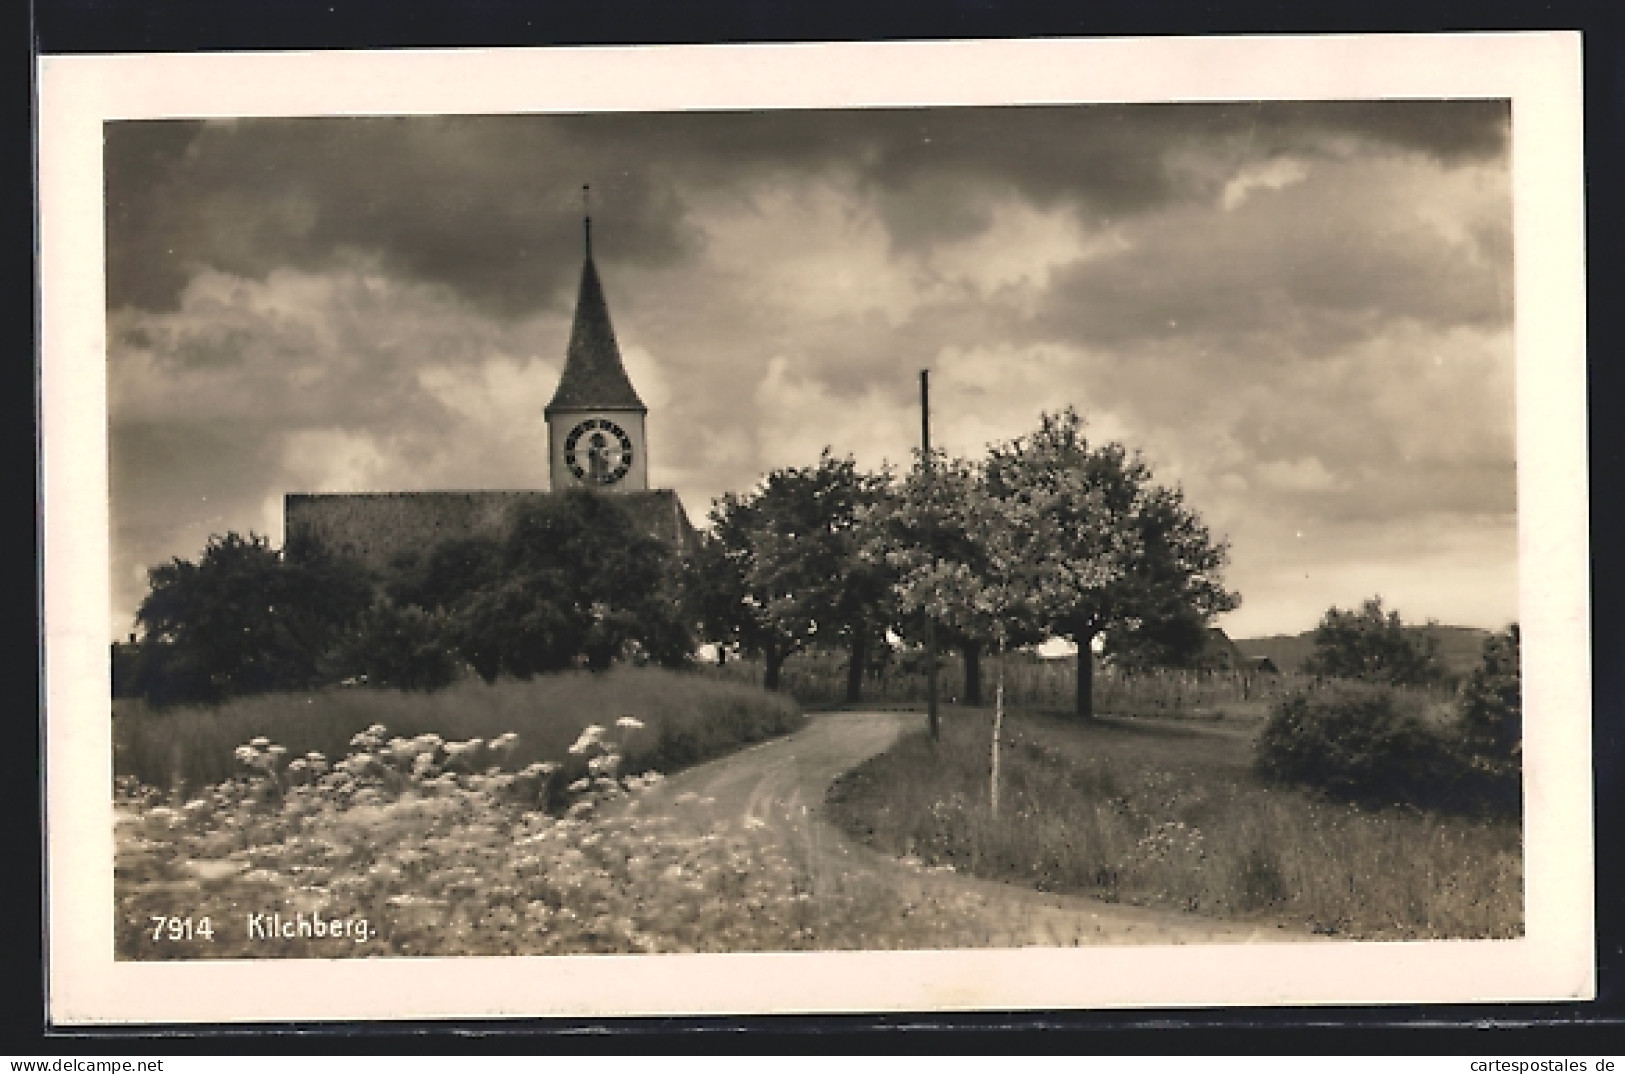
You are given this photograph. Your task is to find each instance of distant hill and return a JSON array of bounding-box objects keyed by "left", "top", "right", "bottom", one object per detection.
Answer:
[{"left": 1234, "top": 625, "right": 1494, "bottom": 679}]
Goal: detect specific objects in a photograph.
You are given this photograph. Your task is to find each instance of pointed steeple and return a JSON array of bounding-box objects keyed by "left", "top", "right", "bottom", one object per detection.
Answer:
[{"left": 546, "top": 211, "right": 646, "bottom": 415}]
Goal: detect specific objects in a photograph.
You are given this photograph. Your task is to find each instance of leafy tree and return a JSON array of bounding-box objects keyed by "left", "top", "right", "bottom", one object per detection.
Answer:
[
  {"left": 453, "top": 573, "right": 586, "bottom": 680},
  {"left": 983, "top": 410, "right": 1238, "bottom": 718},
  {"left": 681, "top": 533, "right": 748, "bottom": 666},
  {"left": 863, "top": 452, "right": 1041, "bottom": 707},
  {"left": 877, "top": 450, "right": 1052, "bottom": 795},
  {"left": 701, "top": 452, "right": 892, "bottom": 697},
  {"left": 1302, "top": 596, "right": 1443, "bottom": 686},
  {"left": 695, "top": 490, "right": 801, "bottom": 691},
  {"left": 1103, "top": 606, "right": 1213, "bottom": 674},
  {"left": 326, "top": 600, "right": 461, "bottom": 691},
  {"left": 450, "top": 490, "right": 692, "bottom": 679},
  {"left": 133, "top": 531, "right": 373, "bottom": 705},
  {"left": 384, "top": 536, "right": 504, "bottom": 613},
  {"left": 1458, "top": 623, "right": 1521, "bottom": 768}
]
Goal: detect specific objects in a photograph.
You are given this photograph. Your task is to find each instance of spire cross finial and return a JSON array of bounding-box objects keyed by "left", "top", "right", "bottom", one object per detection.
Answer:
[{"left": 582, "top": 183, "right": 592, "bottom": 257}]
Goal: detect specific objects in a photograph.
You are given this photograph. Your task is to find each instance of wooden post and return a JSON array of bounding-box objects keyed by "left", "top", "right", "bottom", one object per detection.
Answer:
[
  {"left": 922, "top": 369, "right": 940, "bottom": 742},
  {"left": 991, "top": 634, "right": 1005, "bottom": 819}
]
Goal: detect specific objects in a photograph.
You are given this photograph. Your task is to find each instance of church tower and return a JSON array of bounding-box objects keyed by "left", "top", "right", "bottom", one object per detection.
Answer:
[
  {"left": 285, "top": 194, "right": 693, "bottom": 573},
  {"left": 545, "top": 208, "right": 649, "bottom": 493}
]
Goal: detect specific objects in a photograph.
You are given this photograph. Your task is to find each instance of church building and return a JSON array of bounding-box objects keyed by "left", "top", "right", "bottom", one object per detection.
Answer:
[{"left": 284, "top": 213, "right": 694, "bottom": 572}]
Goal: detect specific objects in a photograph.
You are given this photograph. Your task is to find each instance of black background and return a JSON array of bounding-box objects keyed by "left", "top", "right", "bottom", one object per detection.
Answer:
[{"left": 17, "top": 0, "right": 1625, "bottom": 1055}]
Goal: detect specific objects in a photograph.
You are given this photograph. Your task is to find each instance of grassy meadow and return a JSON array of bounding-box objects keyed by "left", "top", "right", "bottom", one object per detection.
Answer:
[
  {"left": 825, "top": 705, "right": 1522, "bottom": 940},
  {"left": 115, "top": 667, "right": 803, "bottom": 795}
]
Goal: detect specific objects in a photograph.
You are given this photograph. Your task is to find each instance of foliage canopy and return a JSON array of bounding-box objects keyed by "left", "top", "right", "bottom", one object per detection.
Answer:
[
  {"left": 1303, "top": 597, "right": 1443, "bottom": 686},
  {"left": 133, "top": 531, "right": 373, "bottom": 705}
]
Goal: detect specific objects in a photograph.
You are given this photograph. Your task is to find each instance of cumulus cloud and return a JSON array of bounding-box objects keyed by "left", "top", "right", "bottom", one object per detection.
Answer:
[{"left": 104, "top": 101, "right": 1518, "bottom": 637}]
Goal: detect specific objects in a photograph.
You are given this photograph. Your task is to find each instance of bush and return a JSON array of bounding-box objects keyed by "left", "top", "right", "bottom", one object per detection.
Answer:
[
  {"left": 1254, "top": 687, "right": 1454, "bottom": 805},
  {"left": 1452, "top": 624, "right": 1521, "bottom": 810},
  {"left": 1459, "top": 625, "right": 1521, "bottom": 760}
]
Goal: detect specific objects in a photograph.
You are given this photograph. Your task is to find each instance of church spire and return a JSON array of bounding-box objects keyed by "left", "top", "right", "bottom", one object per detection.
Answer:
[
  {"left": 583, "top": 182, "right": 592, "bottom": 259},
  {"left": 545, "top": 194, "right": 646, "bottom": 416}
]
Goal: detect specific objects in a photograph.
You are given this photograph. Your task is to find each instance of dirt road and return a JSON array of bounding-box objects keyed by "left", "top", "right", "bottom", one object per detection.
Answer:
[{"left": 634, "top": 711, "right": 1323, "bottom": 947}]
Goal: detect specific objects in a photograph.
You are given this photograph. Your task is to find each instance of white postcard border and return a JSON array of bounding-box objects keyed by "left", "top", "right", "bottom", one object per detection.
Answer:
[{"left": 39, "top": 33, "right": 1592, "bottom": 1023}]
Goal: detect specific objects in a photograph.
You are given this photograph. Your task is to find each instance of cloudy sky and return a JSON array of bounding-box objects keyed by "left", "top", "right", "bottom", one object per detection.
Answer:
[{"left": 104, "top": 102, "right": 1516, "bottom": 640}]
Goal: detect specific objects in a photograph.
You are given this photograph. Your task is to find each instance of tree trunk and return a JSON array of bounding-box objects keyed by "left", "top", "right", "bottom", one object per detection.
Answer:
[
  {"left": 845, "top": 623, "right": 866, "bottom": 704},
  {"left": 962, "top": 639, "right": 984, "bottom": 707},
  {"left": 1076, "top": 636, "right": 1095, "bottom": 719},
  {"left": 765, "top": 649, "right": 784, "bottom": 692},
  {"left": 991, "top": 638, "right": 1005, "bottom": 819}
]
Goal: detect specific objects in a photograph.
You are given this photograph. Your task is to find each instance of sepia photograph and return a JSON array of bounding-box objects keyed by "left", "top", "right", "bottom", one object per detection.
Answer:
[{"left": 39, "top": 35, "right": 1590, "bottom": 1022}]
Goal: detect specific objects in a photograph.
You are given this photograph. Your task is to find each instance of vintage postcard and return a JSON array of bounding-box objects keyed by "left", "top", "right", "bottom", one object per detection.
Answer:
[{"left": 39, "top": 34, "right": 1590, "bottom": 1024}]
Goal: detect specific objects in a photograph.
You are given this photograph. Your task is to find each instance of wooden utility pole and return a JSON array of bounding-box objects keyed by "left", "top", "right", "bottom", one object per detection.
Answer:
[{"left": 921, "top": 369, "right": 940, "bottom": 742}]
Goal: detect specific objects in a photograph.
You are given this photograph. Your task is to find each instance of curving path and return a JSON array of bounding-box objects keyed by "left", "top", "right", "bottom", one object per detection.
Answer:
[{"left": 633, "top": 711, "right": 1324, "bottom": 947}]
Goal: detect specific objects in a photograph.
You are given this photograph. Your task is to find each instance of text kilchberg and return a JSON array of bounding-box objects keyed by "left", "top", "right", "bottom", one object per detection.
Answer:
[{"left": 247, "top": 909, "right": 375, "bottom": 944}]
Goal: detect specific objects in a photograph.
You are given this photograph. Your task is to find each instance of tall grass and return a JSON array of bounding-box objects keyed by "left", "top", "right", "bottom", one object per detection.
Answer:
[
  {"left": 825, "top": 707, "right": 1521, "bottom": 939},
  {"left": 114, "top": 667, "right": 803, "bottom": 793},
  {"left": 708, "top": 649, "right": 1451, "bottom": 716}
]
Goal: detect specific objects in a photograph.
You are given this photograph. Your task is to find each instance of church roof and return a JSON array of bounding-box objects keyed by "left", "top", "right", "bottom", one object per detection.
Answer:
[{"left": 546, "top": 248, "right": 646, "bottom": 415}]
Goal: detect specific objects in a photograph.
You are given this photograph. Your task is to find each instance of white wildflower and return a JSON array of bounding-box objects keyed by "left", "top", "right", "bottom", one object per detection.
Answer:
[{"left": 568, "top": 725, "right": 606, "bottom": 755}]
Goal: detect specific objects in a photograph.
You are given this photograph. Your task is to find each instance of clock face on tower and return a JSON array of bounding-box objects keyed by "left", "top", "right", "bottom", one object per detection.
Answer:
[{"left": 563, "top": 418, "right": 634, "bottom": 486}]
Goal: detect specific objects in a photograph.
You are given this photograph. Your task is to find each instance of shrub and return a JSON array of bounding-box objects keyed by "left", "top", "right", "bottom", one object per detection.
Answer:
[
  {"left": 1451, "top": 624, "right": 1521, "bottom": 810},
  {"left": 1254, "top": 687, "right": 1453, "bottom": 805},
  {"left": 1459, "top": 625, "right": 1521, "bottom": 761}
]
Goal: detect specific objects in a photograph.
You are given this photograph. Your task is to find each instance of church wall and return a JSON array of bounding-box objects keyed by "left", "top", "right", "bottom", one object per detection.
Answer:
[{"left": 286, "top": 488, "right": 694, "bottom": 577}]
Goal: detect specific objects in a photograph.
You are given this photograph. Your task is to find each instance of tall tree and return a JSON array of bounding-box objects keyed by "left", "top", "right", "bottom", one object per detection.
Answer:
[
  {"left": 863, "top": 452, "right": 1020, "bottom": 706},
  {"left": 1303, "top": 596, "right": 1443, "bottom": 686},
  {"left": 377, "top": 491, "right": 692, "bottom": 680},
  {"left": 701, "top": 452, "right": 892, "bottom": 697},
  {"left": 983, "top": 410, "right": 1239, "bottom": 719},
  {"left": 383, "top": 536, "right": 505, "bottom": 614},
  {"left": 134, "top": 531, "right": 373, "bottom": 704},
  {"left": 877, "top": 451, "right": 1051, "bottom": 813},
  {"left": 469, "top": 490, "right": 691, "bottom": 677}
]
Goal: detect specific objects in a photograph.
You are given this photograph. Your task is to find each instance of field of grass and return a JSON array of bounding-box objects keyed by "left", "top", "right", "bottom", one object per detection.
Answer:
[
  {"left": 114, "top": 668, "right": 803, "bottom": 795},
  {"left": 825, "top": 706, "right": 1522, "bottom": 940}
]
